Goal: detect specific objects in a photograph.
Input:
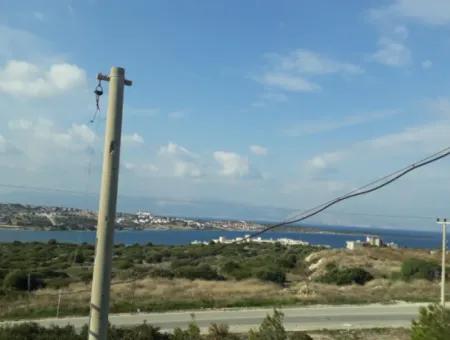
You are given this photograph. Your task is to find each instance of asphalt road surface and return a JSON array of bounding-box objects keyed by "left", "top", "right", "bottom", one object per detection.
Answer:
[{"left": 0, "top": 303, "right": 425, "bottom": 333}]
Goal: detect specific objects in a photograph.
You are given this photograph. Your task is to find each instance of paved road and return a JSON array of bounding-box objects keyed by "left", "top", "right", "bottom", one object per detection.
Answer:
[{"left": 0, "top": 303, "right": 425, "bottom": 333}]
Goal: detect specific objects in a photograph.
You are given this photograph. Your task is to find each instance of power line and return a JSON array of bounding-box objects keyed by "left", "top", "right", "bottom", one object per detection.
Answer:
[
  {"left": 0, "top": 183, "right": 95, "bottom": 196},
  {"left": 286, "top": 146, "right": 450, "bottom": 222},
  {"left": 213, "top": 146, "right": 450, "bottom": 251}
]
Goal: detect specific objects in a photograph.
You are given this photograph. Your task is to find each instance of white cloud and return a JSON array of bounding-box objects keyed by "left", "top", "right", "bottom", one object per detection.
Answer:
[
  {"left": 168, "top": 110, "right": 187, "bottom": 119},
  {"left": 275, "top": 49, "right": 363, "bottom": 75},
  {"left": 158, "top": 142, "right": 202, "bottom": 178},
  {"left": 0, "top": 25, "right": 46, "bottom": 60},
  {"left": 174, "top": 160, "right": 202, "bottom": 178},
  {"left": 425, "top": 97, "right": 450, "bottom": 117},
  {"left": 250, "top": 145, "right": 268, "bottom": 156},
  {"left": 8, "top": 119, "right": 32, "bottom": 130},
  {"left": 158, "top": 142, "right": 195, "bottom": 158},
  {"left": 124, "top": 162, "right": 158, "bottom": 174},
  {"left": 259, "top": 49, "right": 362, "bottom": 93},
  {"left": 0, "top": 60, "right": 86, "bottom": 97},
  {"left": 369, "top": 122, "right": 449, "bottom": 150},
  {"left": 370, "top": 38, "right": 411, "bottom": 67},
  {"left": 213, "top": 151, "right": 249, "bottom": 177},
  {"left": 68, "top": 124, "right": 96, "bottom": 144},
  {"left": 0, "top": 134, "right": 6, "bottom": 153},
  {"left": 285, "top": 110, "right": 398, "bottom": 137},
  {"left": 123, "top": 133, "right": 144, "bottom": 145},
  {"left": 371, "top": 0, "right": 450, "bottom": 26},
  {"left": 421, "top": 60, "right": 432, "bottom": 69},
  {"left": 261, "top": 73, "right": 320, "bottom": 93},
  {"left": 304, "top": 151, "right": 346, "bottom": 178}
]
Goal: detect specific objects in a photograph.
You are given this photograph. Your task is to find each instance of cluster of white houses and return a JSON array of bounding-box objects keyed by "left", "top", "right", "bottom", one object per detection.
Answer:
[
  {"left": 346, "top": 235, "right": 398, "bottom": 250},
  {"left": 192, "top": 235, "right": 310, "bottom": 246}
]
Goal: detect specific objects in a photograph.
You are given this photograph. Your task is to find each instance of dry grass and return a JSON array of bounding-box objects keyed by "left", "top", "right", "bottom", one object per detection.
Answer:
[
  {"left": 305, "top": 247, "right": 440, "bottom": 280},
  {"left": 113, "top": 277, "right": 283, "bottom": 301}
]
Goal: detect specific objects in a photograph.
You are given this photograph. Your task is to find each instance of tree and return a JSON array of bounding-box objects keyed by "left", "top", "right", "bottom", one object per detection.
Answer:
[
  {"left": 172, "top": 321, "right": 201, "bottom": 340},
  {"left": 411, "top": 304, "right": 450, "bottom": 340},
  {"left": 401, "top": 258, "right": 441, "bottom": 281},
  {"left": 207, "top": 323, "right": 239, "bottom": 340},
  {"left": 248, "top": 309, "right": 311, "bottom": 340},
  {"left": 256, "top": 269, "right": 286, "bottom": 285},
  {"left": 3, "top": 270, "right": 43, "bottom": 291},
  {"left": 317, "top": 267, "right": 373, "bottom": 286}
]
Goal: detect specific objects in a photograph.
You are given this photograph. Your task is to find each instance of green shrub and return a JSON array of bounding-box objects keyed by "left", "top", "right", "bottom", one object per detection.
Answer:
[
  {"left": 277, "top": 254, "right": 297, "bottom": 269},
  {"left": 401, "top": 258, "right": 441, "bottom": 281},
  {"left": 317, "top": 267, "right": 373, "bottom": 286},
  {"left": 73, "top": 252, "right": 85, "bottom": 264},
  {"left": 411, "top": 304, "right": 450, "bottom": 340},
  {"left": 256, "top": 269, "right": 286, "bottom": 285},
  {"left": 116, "top": 259, "right": 133, "bottom": 270},
  {"left": 0, "top": 323, "right": 80, "bottom": 340},
  {"left": 150, "top": 268, "right": 175, "bottom": 279},
  {"left": 3, "top": 270, "right": 44, "bottom": 291},
  {"left": 207, "top": 323, "right": 239, "bottom": 339},
  {"left": 175, "top": 264, "right": 223, "bottom": 281},
  {"left": 248, "top": 309, "right": 312, "bottom": 340},
  {"left": 221, "top": 261, "right": 240, "bottom": 274},
  {"left": 172, "top": 322, "right": 201, "bottom": 340}
]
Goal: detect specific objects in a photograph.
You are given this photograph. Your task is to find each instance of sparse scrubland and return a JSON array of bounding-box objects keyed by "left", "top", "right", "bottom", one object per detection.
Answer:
[
  {"left": 0, "top": 241, "right": 449, "bottom": 320},
  {"left": 0, "top": 309, "right": 415, "bottom": 340}
]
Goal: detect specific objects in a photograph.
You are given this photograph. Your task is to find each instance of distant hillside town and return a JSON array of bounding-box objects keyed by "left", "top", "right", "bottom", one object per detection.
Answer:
[{"left": 0, "top": 203, "right": 264, "bottom": 232}]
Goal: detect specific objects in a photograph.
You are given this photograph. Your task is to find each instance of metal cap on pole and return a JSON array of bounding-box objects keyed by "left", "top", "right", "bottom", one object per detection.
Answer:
[{"left": 88, "top": 67, "right": 132, "bottom": 340}]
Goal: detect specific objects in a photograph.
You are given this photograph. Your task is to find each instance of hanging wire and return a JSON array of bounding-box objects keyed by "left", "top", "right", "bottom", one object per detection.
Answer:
[{"left": 90, "top": 79, "right": 104, "bottom": 124}]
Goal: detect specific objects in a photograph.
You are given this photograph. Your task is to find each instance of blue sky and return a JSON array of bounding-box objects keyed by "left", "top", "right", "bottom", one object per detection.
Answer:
[{"left": 1, "top": 1, "right": 450, "bottom": 229}]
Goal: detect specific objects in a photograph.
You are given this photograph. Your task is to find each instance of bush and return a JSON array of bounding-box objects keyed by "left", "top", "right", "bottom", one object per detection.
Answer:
[
  {"left": 3, "top": 270, "right": 44, "bottom": 291},
  {"left": 175, "top": 264, "right": 223, "bottom": 281},
  {"left": 256, "top": 269, "right": 286, "bottom": 285},
  {"left": 411, "top": 304, "right": 450, "bottom": 340},
  {"left": 401, "top": 258, "right": 441, "bottom": 281},
  {"left": 248, "top": 309, "right": 312, "bottom": 340},
  {"left": 207, "top": 323, "right": 239, "bottom": 339},
  {"left": 172, "top": 322, "right": 201, "bottom": 340},
  {"left": 116, "top": 259, "right": 133, "bottom": 270},
  {"left": 47, "top": 239, "right": 57, "bottom": 245},
  {"left": 74, "top": 252, "right": 85, "bottom": 264},
  {"left": 150, "top": 268, "right": 175, "bottom": 279},
  {"left": 317, "top": 267, "right": 373, "bottom": 286},
  {"left": 0, "top": 323, "right": 81, "bottom": 340}
]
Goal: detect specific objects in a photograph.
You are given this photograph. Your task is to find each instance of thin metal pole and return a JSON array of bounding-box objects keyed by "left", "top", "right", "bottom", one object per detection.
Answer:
[
  {"left": 442, "top": 221, "right": 446, "bottom": 308},
  {"left": 88, "top": 67, "right": 132, "bottom": 340},
  {"left": 56, "top": 289, "right": 62, "bottom": 318}
]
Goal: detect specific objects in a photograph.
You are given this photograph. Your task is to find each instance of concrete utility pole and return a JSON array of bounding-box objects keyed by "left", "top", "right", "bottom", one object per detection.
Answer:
[
  {"left": 437, "top": 218, "right": 447, "bottom": 308},
  {"left": 88, "top": 67, "right": 132, "bottom": 340}
]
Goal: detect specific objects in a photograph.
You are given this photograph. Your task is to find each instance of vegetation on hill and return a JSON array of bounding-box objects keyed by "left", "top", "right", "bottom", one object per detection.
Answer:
[
  {"left": 0, "top": 241, "right": 449, "bottom": 320},
  {"left": 316, "top": 262, "right": 374, "bottom": 286}
]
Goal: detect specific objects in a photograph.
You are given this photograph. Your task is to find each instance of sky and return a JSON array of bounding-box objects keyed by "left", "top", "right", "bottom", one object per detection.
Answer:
[{"left": 1, "top": 0, "right": 450, "bottom": 230}]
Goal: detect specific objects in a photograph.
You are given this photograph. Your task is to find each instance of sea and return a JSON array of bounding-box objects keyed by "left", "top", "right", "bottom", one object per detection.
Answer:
[{"left": 0, "top": 225, "right": 444, "bottom": 249}]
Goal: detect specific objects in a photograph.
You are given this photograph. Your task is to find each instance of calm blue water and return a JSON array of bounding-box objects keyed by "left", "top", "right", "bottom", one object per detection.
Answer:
[{"left": 0, "top": 227, "right": 443, "bottom": 249}]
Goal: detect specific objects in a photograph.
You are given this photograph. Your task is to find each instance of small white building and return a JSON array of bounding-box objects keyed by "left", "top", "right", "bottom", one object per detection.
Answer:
[
  {"left": 346, "top": 240, "right": 364, "bottom": 250},
  {"left": 366, "top": 235, "right": 383, "bottom": 247}
]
